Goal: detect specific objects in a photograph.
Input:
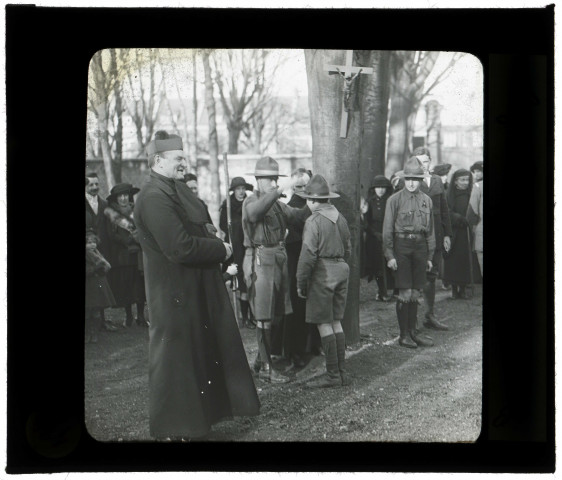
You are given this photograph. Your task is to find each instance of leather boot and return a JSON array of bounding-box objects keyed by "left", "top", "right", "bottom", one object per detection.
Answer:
[
  {"left": 307, "top": 334, "right": 341, "bottom": 388},
  {"left": 335, "top": 332, "right": 351, "bottom": 386},
  {"left": 450, "top": 284, "right": 459, "bottom": 299},
  {"left": 259, "top": 326, "right": 290, "bottom": 383},
  {"left": 240, "top": 300, "right": 255, "bottom": 329},
  {"left": 397, "top": 301, "right": 417, "bottom": 348},
  {"left": 409, "top": 301, "right": 434, "bottom": 347},
  {"left": 423, "top": 280, "right": 435, "bottom": 319},
  {"left": 375, "top": 277, "right": 389, "bottom": 301},
  {"left": 125, "top": 304, "right": 134, "bottom": 327},
  {"left": 136, "top": 302, "right": 148, "bottom": 327},
  {"left": 424, "top": 312, "right": 450, "bottom": 331}
]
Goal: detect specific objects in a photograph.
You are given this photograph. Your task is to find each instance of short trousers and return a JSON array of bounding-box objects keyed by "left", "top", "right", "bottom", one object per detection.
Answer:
[
  {"left": 394, "top": 237, "right": 428, "bottom": 290},
  {"left": 243, "top": 245, "right": 292, "bottom": 321},
  {"left": 305, "top": 258, "right": 350, "bottom": 324}
]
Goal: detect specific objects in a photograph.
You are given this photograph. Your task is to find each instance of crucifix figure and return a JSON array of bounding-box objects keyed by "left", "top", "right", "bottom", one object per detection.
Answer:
[{"left": 324, "top": 50, "right": 374, "bottom": 138}]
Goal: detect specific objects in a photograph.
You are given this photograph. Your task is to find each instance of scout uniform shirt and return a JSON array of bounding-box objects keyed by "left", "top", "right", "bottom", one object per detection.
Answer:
[
  {"left": 382, "top": 188, "right": 436, "bottom": 263},
  {"left": 296, "top": 203, "right": 352, "bottom": 324},
  {"left": 241, "top": 188, "right": 310, "bottom": 321}
]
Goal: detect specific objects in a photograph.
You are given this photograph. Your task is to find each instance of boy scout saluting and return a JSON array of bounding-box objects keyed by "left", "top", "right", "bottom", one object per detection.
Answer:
[
  {"left": 295, "top": 175, "right": 352, "bottom": 388},
  {"left": 383, "top": 157, "right": 436, "bottom": 349},
  {"left": 242, "top": 157, "right": 310, "bottom": 383}
]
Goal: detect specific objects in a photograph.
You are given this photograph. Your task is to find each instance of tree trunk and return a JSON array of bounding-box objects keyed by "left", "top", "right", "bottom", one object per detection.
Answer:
[
  {"left": 97, "top": 104, "right": 116, "bottom": 190},
  {"left": 305, "top": 49, "right": 361, "bottom": 345},
  {"left": 192, "top": 49, "right": 199, "bottom": 173},
  {"left": 202, "top": 51, "right": 221, "bottom": 230},
  {"left": 110, "top": 49, "right": 123, "bottom": 183},
  {"left": 227, "top": 124, "right": 241, "bottom": 154},
  {"left": 91, "top": 52, "right": 116, "bottom": 189},
  {"left": 385, "top": 89, "right": 411, "bottom": 177},
  {"left": 358, "top": 50, "right": 391, "bottom": 191}
]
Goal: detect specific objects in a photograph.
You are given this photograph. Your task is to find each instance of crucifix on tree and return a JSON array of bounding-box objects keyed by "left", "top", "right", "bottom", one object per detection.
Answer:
[{"left": 324, "top": 50, "right": 374, "bottom": 138}]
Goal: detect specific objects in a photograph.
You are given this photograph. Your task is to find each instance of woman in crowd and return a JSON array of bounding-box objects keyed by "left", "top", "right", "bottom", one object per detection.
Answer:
[
  {"left": 105, "top": 183, "right": 148, "bottom": 327},
  {"left": 443, "top": 169, "right": 474, "bottom": 299},
  {"left": 364, "top": 175, "right": 395, "bottom": 302},
  {"left": 219, "top": 176, "right": 255, "bottom": 328}
]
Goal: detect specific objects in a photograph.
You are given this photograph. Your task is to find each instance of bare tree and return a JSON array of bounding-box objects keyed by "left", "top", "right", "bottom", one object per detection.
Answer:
[
  {"left": 122, "top": 49, "right": 166, "bottom": 157},
  {"left": 88, "top": 49, "right": 117, "bottom": 189},
  {"left": 202, "top": 50, "right": 221, "bottom": 230},
  {"left": 213, "top": 49, "right": 288, "bottom": 154},
  {"left": 385, "top": 51, "right": 465, "bottom": 176}
]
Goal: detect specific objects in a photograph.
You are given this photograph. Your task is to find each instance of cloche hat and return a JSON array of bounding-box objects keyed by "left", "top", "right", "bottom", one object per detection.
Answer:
[
  {"left": 470, "top": 161, "right": 483, "bottom": 173},
  {"left": 402, "top": 157, "right": 425, "bottom": 179},
  {"left": 295, "top": 174, "right": 340, "bottom": 199},
  {"left": 246, "top": 156, "right": 287, "bottom": 177},
  {"left": 432, "top": 163, "right": 452, "bottom": 176},
  {"left": 229, "top": 176, "right": 254, "bottom": 192},
  {"left": 106, "top": 183, "right": 140, "bottom": 204},
  {"left": 370, "top": 175, "right": 392, "bottom": 189}
]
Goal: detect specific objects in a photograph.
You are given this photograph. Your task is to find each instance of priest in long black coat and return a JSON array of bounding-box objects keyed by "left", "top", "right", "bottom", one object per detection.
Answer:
[{"left": 134, "top": 131, "right": 260, "bottom": 440}]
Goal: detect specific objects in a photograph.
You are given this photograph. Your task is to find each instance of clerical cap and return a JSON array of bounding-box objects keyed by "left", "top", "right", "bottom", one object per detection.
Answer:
[{"left": 146, "top": 133, "right": 184, "bottom": 156}]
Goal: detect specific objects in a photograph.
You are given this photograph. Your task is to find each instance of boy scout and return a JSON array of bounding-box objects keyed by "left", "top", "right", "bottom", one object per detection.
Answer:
[
  {"left": 383, "top": 157, "right": 436, "bottom": 349},
  {"left": 295, "top": 175, "right": 352, "bottom": 388},
  {"left": 242, "top": 157, "right": 310, "bottom": 383}
]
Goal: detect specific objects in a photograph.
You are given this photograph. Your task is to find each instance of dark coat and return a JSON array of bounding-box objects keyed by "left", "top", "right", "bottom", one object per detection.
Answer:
[
  {"left": 364, "top": 189, "right": 393, "bottom": 279},
  {"left": 418, "top": 175, "right": 452, "bottom": 251},
  {"left": 443, "top": 170, "right": 481, "bottom": 285},
  {"left": 85, "top": 249, "right": 115, "bottom": 309},
  {"left": 134, "top": 171, "right": 260, "bottom": 439},
  {"left": 219, "top": 194, "right": 246, "bottom": 293},
  {"left": 104, "top": 203, "right": 145, "bottom": 306},
  {"left": 86, "top": 196, "right": 111, "bottom": 258}
]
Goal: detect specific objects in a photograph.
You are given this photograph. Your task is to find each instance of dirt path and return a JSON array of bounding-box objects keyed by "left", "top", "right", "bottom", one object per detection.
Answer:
[{"left": 85, "top": 280, "right": 482, "bottom": 443}]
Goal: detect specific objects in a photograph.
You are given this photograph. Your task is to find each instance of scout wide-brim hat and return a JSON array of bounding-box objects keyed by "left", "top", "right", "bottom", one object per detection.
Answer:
[
  {"left": 370, "top": 175, "right": 392, "bottom": 189},
  {"left": 229, "top": 176, "right": 254, "bottom": 191},
  {"left": 402, "top": 157, "right": 425, "bottom": 179},
  {"left": 107, "top": 183, "right": 140, "bottom": 204},
  {"left": 432, "top": 163, "right": 452, "bottom": 177},
  {"left": 295, "top": 174, "right": 340, "bottom": 199},
  {"left": 246, "top": 156, "right": 287, "bottom": 177}
]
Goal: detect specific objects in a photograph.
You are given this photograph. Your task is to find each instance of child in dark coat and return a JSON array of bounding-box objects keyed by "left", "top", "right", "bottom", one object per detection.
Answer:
[{"left": 86, "top": 230, "right": 116, "bottom": 343}]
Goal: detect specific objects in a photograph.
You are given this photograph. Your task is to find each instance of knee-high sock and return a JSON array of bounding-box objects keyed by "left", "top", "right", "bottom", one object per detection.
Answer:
[
  {"left": 334, "top": 331, "right": 346, "bottom": 376},
  {"left": 423, "top": 281, "right": 435, "bottom": 314},
  {"left": 257, "top": 324, "right": 272, "bottom": 366},
  {"left": 136, "top": 302, "right": 145, "bottom": 321},
  {"left": 396, "top": 300, "right": 409, "bottom": 338},
  {"left": 240, "top": 300, "right": 250, "bottom": 321},
  {"left": 125, "top": 304, "right": 133, "bottom": 325},
  {"left": 320, "top": 334, "right": 339, "bottom": 379}
]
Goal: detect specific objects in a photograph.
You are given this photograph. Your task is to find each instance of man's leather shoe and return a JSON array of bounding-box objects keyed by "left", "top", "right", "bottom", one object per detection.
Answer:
[
  {"left": 424, "top": 313, "right": 449, "bottom": 331},
  {"left": 307, "top": 374, "right": 341, "bottom": 388}
]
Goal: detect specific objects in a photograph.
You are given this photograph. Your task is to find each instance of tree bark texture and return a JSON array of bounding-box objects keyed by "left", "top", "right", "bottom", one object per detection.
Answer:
[
  {"left": 305, "top": 49, "right": 362, "bottom": 345},
  {"left": 109, "top": 49, "right": 123, "bottom": 183},
  {"left": 90, "top": 51, "right": 116, "bottom": 190},
  {"left": 358, "top": 50, "right": 391, "bottom": 191},
  {"left": 202, "top": 51, "right": 221, "bottom": 230},
  {"left": 385, "top": 51, "right": 440, "bottom": 177}
]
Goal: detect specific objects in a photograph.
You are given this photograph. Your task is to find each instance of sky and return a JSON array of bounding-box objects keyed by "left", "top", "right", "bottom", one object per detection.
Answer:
[{"left": 273, "top": 49, "right": 483, "bottom": 127}]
